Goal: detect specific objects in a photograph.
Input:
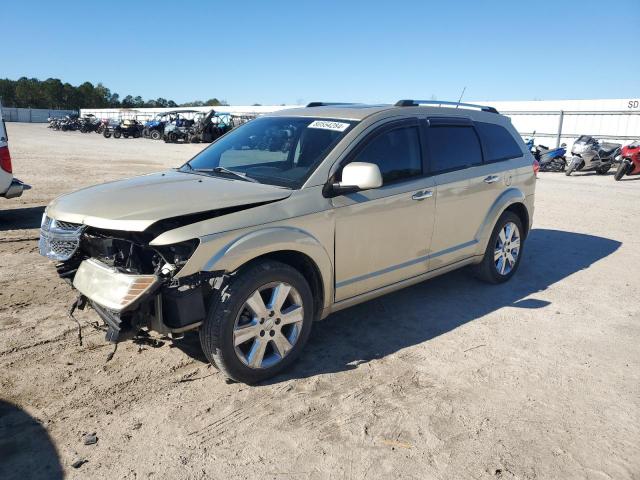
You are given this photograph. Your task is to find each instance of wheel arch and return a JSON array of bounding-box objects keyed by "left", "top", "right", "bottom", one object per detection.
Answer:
[
  {"left": 199, "top": 227, "right": 333, "bottom": 314},
  {"left": 475, "top": 188, "right": 530, "bottom": 255}
]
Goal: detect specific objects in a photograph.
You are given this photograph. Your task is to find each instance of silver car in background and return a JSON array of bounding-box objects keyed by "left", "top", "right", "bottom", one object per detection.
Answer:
[{"left": 39, "top": 100, "right": 536, "bottom": 383}]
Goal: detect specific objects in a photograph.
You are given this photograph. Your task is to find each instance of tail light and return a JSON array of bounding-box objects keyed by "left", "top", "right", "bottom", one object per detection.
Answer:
[
  {"left": 532, "top": 159, "right": 540, "bottom": 177},
  {"left": 0, "top": 145, "right": 12, "bottom": 174}
]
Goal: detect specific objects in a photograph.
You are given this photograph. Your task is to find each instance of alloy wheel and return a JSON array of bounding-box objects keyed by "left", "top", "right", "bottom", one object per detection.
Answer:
[
  {"left": 494, "top": 221, "right": 521, "bottom": 276},
  {"left": 233, "top": 282, "right": 304, "bottom": 369}
]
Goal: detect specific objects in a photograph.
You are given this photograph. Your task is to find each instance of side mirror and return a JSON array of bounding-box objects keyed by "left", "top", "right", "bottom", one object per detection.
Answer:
[{"left": 324, "top": 162, "right": 383, "bottom": 197}]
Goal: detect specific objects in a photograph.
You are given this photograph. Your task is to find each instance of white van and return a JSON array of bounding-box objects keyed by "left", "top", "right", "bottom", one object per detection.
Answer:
[{"left": 0, "top": 102, "right": 30, "bottom": 199}]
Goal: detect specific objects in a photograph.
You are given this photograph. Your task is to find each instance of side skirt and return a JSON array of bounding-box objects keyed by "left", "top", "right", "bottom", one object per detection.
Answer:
[{"left": 320, "top": 256, "right": 482, "bottom": 319}]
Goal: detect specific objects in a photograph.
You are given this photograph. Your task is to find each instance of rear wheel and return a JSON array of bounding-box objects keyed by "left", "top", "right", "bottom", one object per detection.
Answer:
[
  {"left": 103, "top": 130, "right": 111, "bottom": 138},
  {"left": 199, "top": 260, "right": 314, "bottom": 384},
  {"left": 113, "top": 131, "right": 122, "bottom": 139},
  {"left": 150, "top": 130, "right": 161, "bottom": 140},
  {"left": 596, "top": 164, "right": 611, "bottom": 175},
  {"left": 474, "top": 211, "right": 524, "bottom": 284}
]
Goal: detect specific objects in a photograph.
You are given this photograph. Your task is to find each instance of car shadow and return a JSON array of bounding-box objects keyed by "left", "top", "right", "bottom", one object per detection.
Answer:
[
  {"left": 173, "top": 228, "right": 621, "bottom": 383},
  {"left": 0, "top": 205, "right": 45, "bottom": 231},
  {"left": 0, "top": 400, "right": 63, "bottom": 479}
]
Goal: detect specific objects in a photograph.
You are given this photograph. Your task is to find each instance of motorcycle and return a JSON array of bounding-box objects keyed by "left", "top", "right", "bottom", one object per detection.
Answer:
[
  {"left": 565, "top": 135, "right": 621, "bottom": 176},
  {"left": 614, "top": 141, "right": 640, "bottom": 181},
  {"left": 533, "top": 143, "right": 567, "bottom": 172}
]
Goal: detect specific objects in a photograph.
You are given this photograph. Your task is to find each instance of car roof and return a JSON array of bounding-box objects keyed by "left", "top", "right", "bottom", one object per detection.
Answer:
[{"left": 266, "top": 101, "right": 506, "bottom": 123}]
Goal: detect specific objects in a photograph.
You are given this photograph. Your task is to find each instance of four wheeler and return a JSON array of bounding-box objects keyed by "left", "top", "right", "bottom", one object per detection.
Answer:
[
  {"left": 103, "top": 119, "right": 144, "bottom": 139},
  {"left": 187, "top": 111, "right": 235, "bottom": 143},
  {"left": 143, "top": 112, "right": 173, "bottom": 140},
  {"left": 614, "top": 141, "right": 640, "bottom": 181},
  {"left": 79, "top": 114, "right": 101, "bottom": 133},
  {"left": 566, "top": 135, "right": 621, "bottom": 176},
  {"left": 162, "top": 112, "right": 197, "bottom": 143}
]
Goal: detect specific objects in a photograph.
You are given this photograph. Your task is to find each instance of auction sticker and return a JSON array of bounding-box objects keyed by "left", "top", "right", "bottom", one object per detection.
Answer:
[{"left": 308, "top": 120, "right": 350, "bottom": 132}]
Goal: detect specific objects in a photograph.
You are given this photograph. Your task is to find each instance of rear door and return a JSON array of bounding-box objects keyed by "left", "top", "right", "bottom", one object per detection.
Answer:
[{"left": 425, "top": 117, "right": 514, "bottom": 269}]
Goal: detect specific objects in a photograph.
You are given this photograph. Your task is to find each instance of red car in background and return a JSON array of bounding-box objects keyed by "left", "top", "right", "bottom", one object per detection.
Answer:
[{"left": 614, "top": 141, "right": 640, "bottom": 180}]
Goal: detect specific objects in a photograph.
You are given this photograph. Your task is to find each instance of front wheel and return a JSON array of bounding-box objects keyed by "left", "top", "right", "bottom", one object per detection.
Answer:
[
  {"left": 199, "top": 260, "right": 314, "bottom": 384},
  {"left": 150, "top": 129, "right": 161, "bottom": 140},
  {"left": 103, "top": 130, "right": 112, "bottom": 138},
  {"left": 596, "top": 164, "right": 611, "bottom": 175},
  {"left": 474, "top": 211, "right": 524, "bottom": 284},
  {"left": 565, "top": 159, "right": 579, "bottom": 176},
  {"left": 614, "top": 160, "right": 631, "bottom": 181},
  {"left": 113, "top": 131, "right": 122, "bottom": 139}
]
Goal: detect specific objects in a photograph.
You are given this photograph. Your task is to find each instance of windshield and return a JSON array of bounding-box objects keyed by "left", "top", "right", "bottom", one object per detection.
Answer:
[{"left": 180, "top": 116, "right": 355, "bottom": 188}]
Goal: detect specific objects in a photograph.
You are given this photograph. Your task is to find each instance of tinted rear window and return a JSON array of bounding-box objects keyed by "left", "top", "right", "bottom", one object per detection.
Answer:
[
  {"left": 475, "top": 122, "right": 523, "bottom": 162},
  {"left": 427, "top": 126, "right": 483, "bottom": 172}
]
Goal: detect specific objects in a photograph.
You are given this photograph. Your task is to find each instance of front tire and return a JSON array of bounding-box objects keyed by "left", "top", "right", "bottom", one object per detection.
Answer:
[
  {"left": 113, "top": 131, "right": 122, "bottom": 139},
  {"left": 474, "top": 211, "right": 524, "bottom": 284},
  {"left": 150, "top": 129, "right": 161, "bottom": 140},
  {"left": 614, "top": 160, "right": 631, "bottom": 181},
  {"left": 596, "top": 164, "right": 611, "bottom": 175},
  {"left": 199, "top": 260, "right": 314, "bottom": 384}
]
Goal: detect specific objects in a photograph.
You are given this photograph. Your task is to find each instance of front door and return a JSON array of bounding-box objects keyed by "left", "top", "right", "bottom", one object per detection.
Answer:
[{"left": 332, "top": 120, "right": 436, "bottom": 301}]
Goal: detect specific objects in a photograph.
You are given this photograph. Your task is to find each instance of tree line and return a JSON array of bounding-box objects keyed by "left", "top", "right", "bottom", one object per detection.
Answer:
[{"left": 0, "top": 77, "right": 227, "bottom": 110}]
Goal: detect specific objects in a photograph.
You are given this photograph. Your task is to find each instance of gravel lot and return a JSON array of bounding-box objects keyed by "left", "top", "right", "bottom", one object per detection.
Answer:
[{"left": 1, "top": 123, "right": 639, "bottom": 480}]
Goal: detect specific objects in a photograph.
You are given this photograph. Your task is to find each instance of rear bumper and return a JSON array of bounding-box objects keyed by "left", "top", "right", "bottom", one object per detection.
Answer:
[{"left": 1, "top": 178, "right": 31, "bottom": 199}]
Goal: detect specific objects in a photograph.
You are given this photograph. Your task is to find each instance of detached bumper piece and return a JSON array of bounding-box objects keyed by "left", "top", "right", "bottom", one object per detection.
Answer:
[{"left": 2, "top": 178, "right": 31, "bottom": 199}]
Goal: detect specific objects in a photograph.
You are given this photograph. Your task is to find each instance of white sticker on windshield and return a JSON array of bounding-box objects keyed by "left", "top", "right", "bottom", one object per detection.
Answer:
[{"left": 308, "top": 120, "right": 350, "bottom": 132}]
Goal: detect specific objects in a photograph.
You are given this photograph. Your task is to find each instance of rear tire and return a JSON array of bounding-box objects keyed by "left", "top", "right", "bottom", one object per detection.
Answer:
[
  {"left": 113, "top": 131, "right": 122, "bottom": 139},
  {"left": 474, "top": 211, "right": 524, "bottom": 284},
  {"left": 199, "top": 260, "right": 314, "bottom": 384},
  {"left": 596, "top": 164, "right": 611, "bottom": 175},
  {"left": 150, "top": 130, "right": 161, "bottom": 140}
]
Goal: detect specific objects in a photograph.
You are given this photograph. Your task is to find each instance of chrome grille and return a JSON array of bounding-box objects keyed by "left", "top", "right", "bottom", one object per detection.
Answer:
[{"left": 39, "top": 215, "right": 84, "bottom": 261}]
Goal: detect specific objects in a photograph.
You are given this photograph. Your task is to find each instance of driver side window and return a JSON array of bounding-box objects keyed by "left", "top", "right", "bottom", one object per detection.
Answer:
[{"left": 351, "top": 126, "right": 422, "bottom": 184}]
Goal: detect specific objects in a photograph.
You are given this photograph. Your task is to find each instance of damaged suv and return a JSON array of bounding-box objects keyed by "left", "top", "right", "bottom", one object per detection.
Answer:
[{"left": 40, "top": 100, "right": 536, "bottom": 383}]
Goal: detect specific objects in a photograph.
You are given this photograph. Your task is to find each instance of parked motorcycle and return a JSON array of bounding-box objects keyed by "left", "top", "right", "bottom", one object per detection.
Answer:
[
  {"left": 614, "top": 141, "right": 640, "bottom": 181},
  {"left": 533, "top": 143, "right": 567, "bottom": 172},
  {"left": 565, "top": 135, "right": 621, "bottom": 176}
]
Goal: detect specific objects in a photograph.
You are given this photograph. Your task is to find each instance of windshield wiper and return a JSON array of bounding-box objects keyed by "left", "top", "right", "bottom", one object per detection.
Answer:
[{"left": 193, "top": 166, "right": 259, "bottom": 183}]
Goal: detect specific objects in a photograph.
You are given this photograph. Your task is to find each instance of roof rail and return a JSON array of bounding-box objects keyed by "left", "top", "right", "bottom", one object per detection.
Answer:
[
  {"left": 306, "top": 102, "right": 358, "bottom": 108},
  {"left": 394, "top": 99, "right": 499, "bottom": 114}
]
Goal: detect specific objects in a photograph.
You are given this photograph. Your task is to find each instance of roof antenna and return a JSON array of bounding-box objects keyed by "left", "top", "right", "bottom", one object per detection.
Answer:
[{"left": 456, "top": 87, "right": 467, "bottom": 108}]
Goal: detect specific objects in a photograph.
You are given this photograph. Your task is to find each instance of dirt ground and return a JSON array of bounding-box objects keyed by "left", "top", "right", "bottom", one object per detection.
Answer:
[{"left": 1, "top": 123, "right": 639, "bottom": 480}]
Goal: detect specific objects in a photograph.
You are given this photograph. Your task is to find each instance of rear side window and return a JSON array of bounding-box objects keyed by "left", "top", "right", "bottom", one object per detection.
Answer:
[
  {"left": 351, "top": 126, "right": 422, "bottom": 184},
  {"left": 426, "top": 125, "right": 482, "bottom": 173},
  {"left": 476, "top": 122, "right": 523, "bottom": 162}
]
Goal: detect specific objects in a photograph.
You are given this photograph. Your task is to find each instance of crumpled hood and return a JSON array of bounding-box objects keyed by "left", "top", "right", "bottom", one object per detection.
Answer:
[{"left": 47, "top": 170, "right": 292, "bottom": 232}]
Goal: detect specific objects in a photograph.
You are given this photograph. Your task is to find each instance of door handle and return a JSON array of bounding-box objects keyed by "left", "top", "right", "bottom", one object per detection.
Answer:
[
  {"left": 411, "top": 190, "right": 433, "bottom": 201},
  {"left": 484, "top": 175, "right": 501, "bottom": 184}
]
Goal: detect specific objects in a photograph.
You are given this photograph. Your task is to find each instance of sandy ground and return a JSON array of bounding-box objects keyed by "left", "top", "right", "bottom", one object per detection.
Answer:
[{"left": 0, "top": 123, "right": 639, "bottom": 480}]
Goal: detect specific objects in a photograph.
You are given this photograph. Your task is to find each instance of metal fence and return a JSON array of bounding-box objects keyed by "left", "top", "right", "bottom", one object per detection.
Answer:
[
  {"left": 1, "top": 107, "right": 78, "bottom": 123},
  {"left": 504, "top": 110, "right": 640, "bottom": 147}
]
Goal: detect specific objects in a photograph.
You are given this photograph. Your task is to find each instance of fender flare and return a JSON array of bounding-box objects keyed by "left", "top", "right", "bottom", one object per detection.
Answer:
[
  {"left": 474, "top": 188, "right": 527, "bottom": 255},
  {"left": 202, "top": 226, "right": 334, "bottom": 309}
]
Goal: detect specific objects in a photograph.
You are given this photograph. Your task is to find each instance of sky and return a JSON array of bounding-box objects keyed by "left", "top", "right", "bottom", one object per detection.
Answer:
[{"left": 3, "top": 0, "right": 639, "bottom": 105}]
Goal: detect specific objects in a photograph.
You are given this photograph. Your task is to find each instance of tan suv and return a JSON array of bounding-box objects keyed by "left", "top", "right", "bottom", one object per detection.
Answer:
[{"left": 40, "top": 100, "right": 536, "bottom": 383}]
